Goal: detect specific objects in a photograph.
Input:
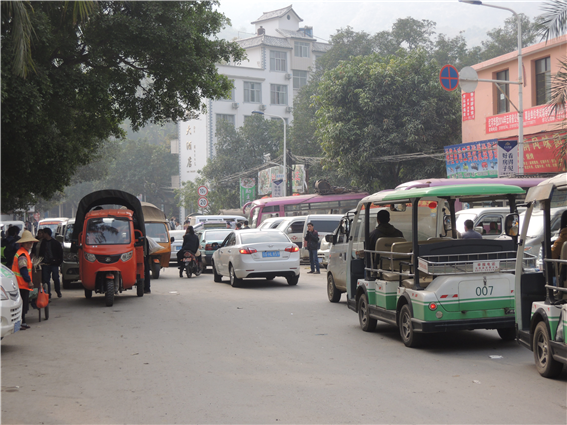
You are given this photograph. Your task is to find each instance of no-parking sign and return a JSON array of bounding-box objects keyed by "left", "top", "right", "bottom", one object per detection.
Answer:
[
  {"left": 439, "top": 64, "right": 459, "bottom": 91},
  {"left": 197, "top": 197, "right": 208, "bottom": 208}
]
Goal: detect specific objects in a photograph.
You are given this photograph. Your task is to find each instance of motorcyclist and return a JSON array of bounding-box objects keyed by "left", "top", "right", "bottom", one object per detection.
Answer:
[{"left": 177, "top": 226, "right": 200, "bottom": 277}]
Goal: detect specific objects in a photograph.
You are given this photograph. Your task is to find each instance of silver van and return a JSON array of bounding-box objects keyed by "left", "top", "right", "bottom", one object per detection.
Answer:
[{"left": 455, "top": 207, "right": 525, "bottom": 239}]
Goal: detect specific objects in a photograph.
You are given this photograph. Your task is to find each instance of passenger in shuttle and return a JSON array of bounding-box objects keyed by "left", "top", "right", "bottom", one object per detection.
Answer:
[{"left": 367, "top": 210, "right": 404, "bottom": 252}]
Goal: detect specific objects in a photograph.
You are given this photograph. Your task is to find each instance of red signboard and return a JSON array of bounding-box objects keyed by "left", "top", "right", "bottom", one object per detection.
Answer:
[
  {"left": 486, "top": 103, "right": 566, "bottom": 134},
  {"left": 523, "top": 132, "right": 566, "bottom": 174},
  {"left": 499, "top": 131, "right": 567, "bottom": 174},
  {"left": 462, "top": 92, "right": 475, "bottom": 121}
]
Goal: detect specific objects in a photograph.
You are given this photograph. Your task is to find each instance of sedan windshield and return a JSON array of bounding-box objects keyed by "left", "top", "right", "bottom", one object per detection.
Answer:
[{"left": 240, "top": 232, "right": 289, "bottom": 244}]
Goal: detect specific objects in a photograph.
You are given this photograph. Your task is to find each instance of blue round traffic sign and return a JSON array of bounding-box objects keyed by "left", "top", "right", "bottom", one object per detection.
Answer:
[{"left": 439, "top": 64, "right": 459, "bottom": 91}]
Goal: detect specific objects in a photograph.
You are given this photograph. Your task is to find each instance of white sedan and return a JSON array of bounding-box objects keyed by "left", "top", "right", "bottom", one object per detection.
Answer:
[
  {"left": 1, "top": 265, "right": 22, "bottom": 339},
  {"left": 211, "top": 229, "right": 300, "bottom": 287}
]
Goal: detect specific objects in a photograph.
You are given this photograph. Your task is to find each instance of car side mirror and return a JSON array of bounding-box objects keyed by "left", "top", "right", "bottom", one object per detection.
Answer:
[
  {"left": 475, "top": 226, "right": 484, "bottom": 234},
  {"left": 325, "top": 234, "right": 333, "bottom": 243},
  {"left": 443, "top": 214, "right": 452, "bottom": 233},
  {"left": 56, "top": 235, "right": 64, "bottom": 243},
  {"left": 505, "top": 213, "right": 519, "bottom": 237},
  {"left": 170, "top": 237, "right": 175, "bottom": 243}
]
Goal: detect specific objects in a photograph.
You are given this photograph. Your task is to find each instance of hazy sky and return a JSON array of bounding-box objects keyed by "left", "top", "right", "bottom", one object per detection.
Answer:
[{"left": 216, "top": 1, "right": 546, "bottom": 48}]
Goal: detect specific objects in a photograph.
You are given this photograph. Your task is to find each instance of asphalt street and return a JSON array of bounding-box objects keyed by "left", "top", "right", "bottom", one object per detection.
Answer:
[{"left": 2, "top": 265, "right": 566, "bottom": 424}]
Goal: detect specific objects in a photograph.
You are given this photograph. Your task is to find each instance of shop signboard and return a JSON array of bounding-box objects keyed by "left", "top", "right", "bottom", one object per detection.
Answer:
[
  {"left": 486, "top": 103, "right": 566, "bottom": 134},
  {"left": 517, "top": 132, "right": 566, "bottom": 174},
  {"left": 445, "top": 139, "right": 498, "bottom": 178},
  {"left": 497, "top": 139, "right": 518, "bottom": 177}
]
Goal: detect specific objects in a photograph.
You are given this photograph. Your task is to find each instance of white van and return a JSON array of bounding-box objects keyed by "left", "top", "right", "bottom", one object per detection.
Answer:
[
  {"left": 276, "top": 217, "right": 307, "bottom": 248},
  {"left": 188, "top": 215, "right": 246, "bottom": 227},
  {"left": 0, "top": 221, "right": 25, "bottom": 237},
  {"left": 300, "top": 214, "right": 343, "bottom": 259},
  {"left": 38, "top": 217, "right": 68, "bottom": 237}
]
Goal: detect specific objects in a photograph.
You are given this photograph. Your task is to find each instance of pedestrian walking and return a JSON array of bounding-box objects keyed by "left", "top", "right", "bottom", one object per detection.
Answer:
[
  {"left": 38, "top": 228, "right": 63, "bottom": 298},
  {"left": 11, "top": 230, "right": 38, "bottom": 329},
  {"left": 304, "top": 222, "right": 320, "bottom": 274}
]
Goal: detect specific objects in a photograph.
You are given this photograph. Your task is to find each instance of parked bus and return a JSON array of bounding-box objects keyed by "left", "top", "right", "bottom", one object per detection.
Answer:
[{"left": 244, "top": 192, "right": 369, "bottom": 228}]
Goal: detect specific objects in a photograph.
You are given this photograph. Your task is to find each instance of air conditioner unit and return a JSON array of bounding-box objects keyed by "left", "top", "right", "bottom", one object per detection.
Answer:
[
  {"left": 259, "top": 104, "right": 267, "bottom": 111},
  {"left": 284, "top": 73, "right": 292, "bottom": 80},
  {"left": 231, "top": 102, "right": 239, "bottom": 109},
  {"left": 285, "top": 106, "right": 293, "bottom": 113}
]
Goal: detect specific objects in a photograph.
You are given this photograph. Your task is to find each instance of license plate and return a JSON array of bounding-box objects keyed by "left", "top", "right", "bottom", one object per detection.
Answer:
[
  {"left": 176, "top": 246, "right": 181, "bottom": 251},
  {"left": 263, "top": 251, "right": 280, "bottom": 258},
  {"left": 318, "top": 257, "right": 323, "bottom": 264},
  {"left": 183, "top": 258, "right": 191, "bottom": 262},
  {"left": 14, "top": 320, "right": 21, "bottom": 333}
]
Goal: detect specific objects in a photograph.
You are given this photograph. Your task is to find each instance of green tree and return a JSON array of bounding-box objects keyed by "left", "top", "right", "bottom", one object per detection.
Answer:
[
  {"left": 1, "top": 1, "right": 245, "bottom": 211},
  {"left": 480, "top": 14, "right": 539, "bottom": 60},
  {"left": 313, "top": 49, "right": 461, "bottom": 191}
]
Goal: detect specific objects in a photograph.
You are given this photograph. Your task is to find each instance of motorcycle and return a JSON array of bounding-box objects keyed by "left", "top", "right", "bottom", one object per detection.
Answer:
[{"left": 178, "top": 250, "right": 202, "bottom": 278}]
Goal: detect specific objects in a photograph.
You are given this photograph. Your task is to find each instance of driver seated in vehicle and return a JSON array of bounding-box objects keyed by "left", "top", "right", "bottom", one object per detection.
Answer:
[{"left": 177, "top": 226, "right": 200, "bottom": 277}]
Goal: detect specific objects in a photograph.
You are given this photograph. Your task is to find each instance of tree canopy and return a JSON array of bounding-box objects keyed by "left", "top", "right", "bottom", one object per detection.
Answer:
[
  {"left": 314, "top": 49, "right": 461, "bottom": 191},
  {"left": 1, "top": 1, "right": 244, "bottom": 211}
]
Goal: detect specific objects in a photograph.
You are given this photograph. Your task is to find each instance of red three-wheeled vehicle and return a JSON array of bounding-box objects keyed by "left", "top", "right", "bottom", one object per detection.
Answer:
[{"left": 71, "top": 190, "right": 147, "bottom": 306}]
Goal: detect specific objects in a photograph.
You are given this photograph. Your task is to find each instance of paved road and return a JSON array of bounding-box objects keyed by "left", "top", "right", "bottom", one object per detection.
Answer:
[{"left": 2, "top": 266, "right": 566, "bottom": 424}]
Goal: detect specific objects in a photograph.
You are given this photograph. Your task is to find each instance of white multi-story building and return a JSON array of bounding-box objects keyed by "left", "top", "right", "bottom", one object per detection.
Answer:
[{"left": 175, "top": 5, "right": 330, "bottom": 217}]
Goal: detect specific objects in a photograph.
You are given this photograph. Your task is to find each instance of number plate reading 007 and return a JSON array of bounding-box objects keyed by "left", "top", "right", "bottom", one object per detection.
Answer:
[{"left": 262, "top": 251, "right": 280, "bottom": 258}]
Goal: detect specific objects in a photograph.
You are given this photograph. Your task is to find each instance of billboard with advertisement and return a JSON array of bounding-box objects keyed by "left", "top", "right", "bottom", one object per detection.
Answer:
[
  {"left": 445, "top": 139, "right": 498, "bottom": 178},
  {"left": 497, "top": 140, "right": 518, "bottom": 177},
  {"left": 240, "top": 178, "right": 257, "bottom": 208},
  {"left": 258, "top": 164, "right": 307, "bottom": 195}
]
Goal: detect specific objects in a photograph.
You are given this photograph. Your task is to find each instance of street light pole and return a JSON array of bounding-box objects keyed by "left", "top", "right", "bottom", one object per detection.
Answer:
[
  {"left": 459, "top": 0, "right": 524, "bottom": 175},
  {"left": 252, "top": 111, "right": 287, "bottom": 196}
]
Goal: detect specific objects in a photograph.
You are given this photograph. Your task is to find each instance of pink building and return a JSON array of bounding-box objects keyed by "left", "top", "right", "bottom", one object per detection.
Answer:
[{"left": 449, "top": 35, "right": 567, "bottom": 178}]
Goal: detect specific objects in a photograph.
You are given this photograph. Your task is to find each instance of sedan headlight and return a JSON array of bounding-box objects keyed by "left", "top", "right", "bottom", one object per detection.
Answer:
[
  {"left": 121, "top": 250, "right": 134, "bottom": 262},
  {"left": 64, "top": 252, "right": 78, "bottom": 262},
  {"left": 84, "top": 252, "right": 96, "bottom": 262}
]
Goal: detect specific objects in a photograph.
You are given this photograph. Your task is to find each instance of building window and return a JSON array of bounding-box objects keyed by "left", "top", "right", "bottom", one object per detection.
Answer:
[
  {"left": 270, "top": 84, "right": 288, "bottom": 105},
  {"left": 294, "top": 42, "right": 310, "bottom": 58},
  {"left": 270, "top": 51, "right": 287, "bottom": 72},
  {"left": 496, "top": 70, "right": 509, "bottom": 114},
  {"left": 535, "top": 57, "right": 551, "bottom": 106},
  {"left": 293, "top": 70, "right": 308, "bottom": 89},
  {"left": 216, "top": 114, "right": 235, "bottom": 129},
  {"left": 220, "top": 80, "right": 235, "bottom": 101},
  {"left": 244, "top": 82, "right": 262, "bottom": 103}
]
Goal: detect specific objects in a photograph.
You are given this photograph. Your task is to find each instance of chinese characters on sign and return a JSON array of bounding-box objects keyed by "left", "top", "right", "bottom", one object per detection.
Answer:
[
  {"left": 522, "top": 132, "right": 567, "bottom": 174},
  {"left": 444, "top": 139, "right": 498, "bottom": 178},
  {"left": 473, "top": 261, "right": 500, "bottom": 273},
  {"left": 497, "top": 139, "right": 518, "bottom": 177},
  {"left": 271, "top": 179, "right": 284, "bottom": 198},
  {"left": 486, "top": 103, "right": 566, "bottom": 134},
  {"left": 462, "top": 92, "right": 475, "bottom": 121}
]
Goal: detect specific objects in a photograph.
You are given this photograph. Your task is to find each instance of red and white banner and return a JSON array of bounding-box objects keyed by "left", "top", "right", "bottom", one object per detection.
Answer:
[
  {"left": 462, "top": 92, "right": 475, "bottom": 121},
  {"left": 486, "top": 103, "right": 566, "bottom": 134}
]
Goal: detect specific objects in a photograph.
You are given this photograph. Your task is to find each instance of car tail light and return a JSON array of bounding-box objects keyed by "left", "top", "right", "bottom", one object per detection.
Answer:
[
  {"left": 285, "top": 246, "right": 299, "bottom": 252},
  {"left": 239, "top": 247, "right": 257, "bottom": 254},
  {"left": 205, "top": 244, "right": 213, "bottom": 250},
  {"left": 428, "top": 303, "right": 438, "bottom": 311}
]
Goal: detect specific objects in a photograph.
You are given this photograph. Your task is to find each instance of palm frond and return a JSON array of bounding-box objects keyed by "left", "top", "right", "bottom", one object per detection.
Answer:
[
  {"left": 4, "top": 1, "right": 35, "bottom": 78},
  {"left": 538, "top": 0, "right": 567, "bottom": 41}
]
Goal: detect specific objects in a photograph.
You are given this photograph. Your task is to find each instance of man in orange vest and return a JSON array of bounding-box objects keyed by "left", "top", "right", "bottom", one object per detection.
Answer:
[{"left": 11, "top": 230, "right": 38, "bottom": 329}]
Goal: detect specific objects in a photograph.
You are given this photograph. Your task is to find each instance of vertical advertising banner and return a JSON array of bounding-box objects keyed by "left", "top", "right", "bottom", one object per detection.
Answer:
[
  {"left": 445, "top": 139, "right": 498, "bottom": 178},
  {"left": 462, "top": 92, "right": 475, "bottom": 121},
  {"left": 497, "top": 139, "right": 518, "bottom": 177},
  {"left": 239, "top": 178, "right": 257, "bottom": 208},
  {"left": 291, "top": 164, "right": 307, "bottom": 193}
]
